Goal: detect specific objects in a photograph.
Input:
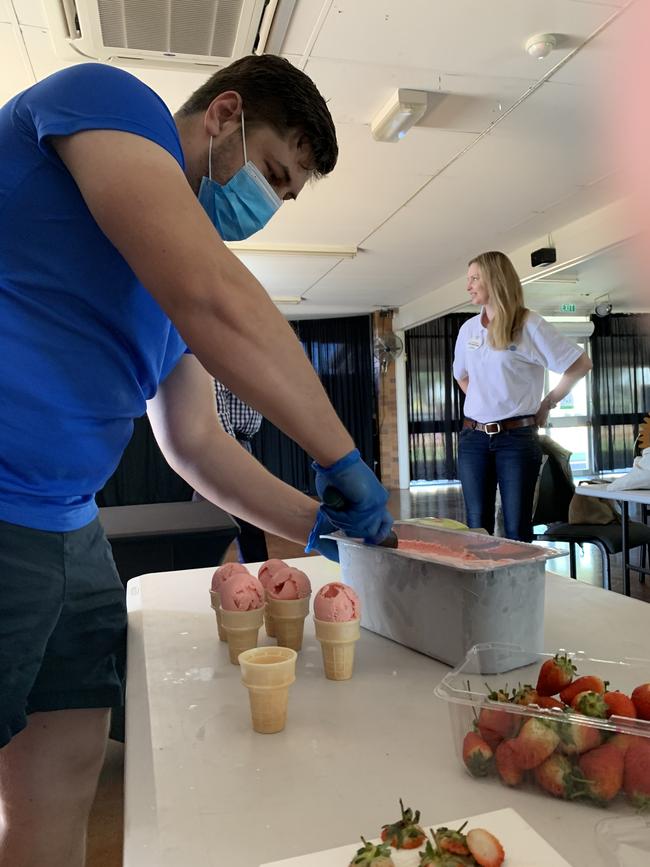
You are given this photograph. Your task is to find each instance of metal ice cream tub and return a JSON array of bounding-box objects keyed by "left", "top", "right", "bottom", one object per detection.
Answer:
[{"left": 327, "top": 522, "right": 565, "bottom": 672}]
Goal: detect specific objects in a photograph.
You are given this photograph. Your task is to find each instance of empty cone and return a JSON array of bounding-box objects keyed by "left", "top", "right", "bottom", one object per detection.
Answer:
[
  {"left": 220, "top": 606, "right": 264, "bottom": 665},
  {"left": 314, "top": 618, "right": 360, "bottom": 680},
  {"left": 209, "top": 589, "right": 227, "bottom": 641},
  {"left": 267, "top": 596, "right": 310, "bottom": 651},
  {"left": 239, "top": 646, "right": 297, "bottom": 734}
]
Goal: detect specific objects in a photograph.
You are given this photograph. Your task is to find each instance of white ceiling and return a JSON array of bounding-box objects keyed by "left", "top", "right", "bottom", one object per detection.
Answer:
[{"left": 0, "top": 0, "right": 638, "bottom": 321}]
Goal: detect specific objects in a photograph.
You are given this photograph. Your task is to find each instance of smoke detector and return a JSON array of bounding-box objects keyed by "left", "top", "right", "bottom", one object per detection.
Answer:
[{"left": 525, "top": 33, "right": 557, "bottom": 60}]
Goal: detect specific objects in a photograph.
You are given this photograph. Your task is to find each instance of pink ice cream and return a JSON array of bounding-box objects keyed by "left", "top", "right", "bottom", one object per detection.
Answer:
[
  {"left": 210, "top": 562, "right": 250, "bottom": 592},
  {"left": 314, "top": 582, "right": 360, "bottom": 622},
  {"left": 398, "top": 540, "right": 480, "bottom": 561},
  {"left": 257, "top": 558, "right": 288, "bottom": 590},
  {"left": 266, "top": 567, "right": 311, "bottom": 600},
  {"left": 219, "top": 573, "right": 265, "bottom": 611}
]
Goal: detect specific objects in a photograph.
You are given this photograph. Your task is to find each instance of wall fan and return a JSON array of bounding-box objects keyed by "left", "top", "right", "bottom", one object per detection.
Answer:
[{"left": 374, "top": 332, "right": 404, "bottom": 374}]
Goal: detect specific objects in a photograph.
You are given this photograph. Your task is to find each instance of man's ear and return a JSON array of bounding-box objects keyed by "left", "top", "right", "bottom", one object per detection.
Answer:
[{"left": 204, "top": 91, "right": 243, "bottom": 140}]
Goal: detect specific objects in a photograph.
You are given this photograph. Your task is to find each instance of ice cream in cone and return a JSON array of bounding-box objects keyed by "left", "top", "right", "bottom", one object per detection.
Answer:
[
  {"left": 239, "top": 646, "right": 297, "bottom": 734},
  {"left": 265, "top": 567, "right": 312, "bottom": 651},
  {"left": 313, "top": 582, "right": 361, "bottom": 680},
  {"left": 219, "top": 572, "right": 265, "bottom": 664},
  {"left": 257, "top": 559, "right": 288, "bottom": 638},
  {"left": 210, "top": 563, "right": 250, "bottom": 642}
]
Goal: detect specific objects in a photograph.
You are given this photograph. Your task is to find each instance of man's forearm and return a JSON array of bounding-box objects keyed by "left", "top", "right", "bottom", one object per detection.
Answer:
[{"left": 166, "top": 429, "right": 319, "bottom": 545}]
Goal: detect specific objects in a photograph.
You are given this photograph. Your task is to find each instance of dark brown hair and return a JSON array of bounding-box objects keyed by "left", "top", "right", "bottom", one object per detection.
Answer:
[{"left": 178, "top": 54, "right": 338, "bottom": 177}]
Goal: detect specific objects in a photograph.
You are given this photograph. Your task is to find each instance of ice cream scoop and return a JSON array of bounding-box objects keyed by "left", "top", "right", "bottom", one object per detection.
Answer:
[
  {"left": 220, "top": 573, "right": 265, "bottom": 611},
  {"left": 321, "top": 487, "right": 398, "bottom": 548},
  {"left": 314, "top": 582, "right": 360, "bottom": 622},
  {"left": 257, "top": 558, "right": 288, "bottom": 590},
  {"left": 210, "top": 561, "right": 249, "bottom": 592},
  {"left": 266, "top": 567, "right": 312, "bottom": 600}
]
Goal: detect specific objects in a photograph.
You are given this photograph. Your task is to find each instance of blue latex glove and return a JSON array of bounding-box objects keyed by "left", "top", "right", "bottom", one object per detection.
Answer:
[
  {"left": 312, "top": 449, "right": 394, "bottom": 544},
  {"left": 305, "top": 509, "right": 340, "bottom": 562}
]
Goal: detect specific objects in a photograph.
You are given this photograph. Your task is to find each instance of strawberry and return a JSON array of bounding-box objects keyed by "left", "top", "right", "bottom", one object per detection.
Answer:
[
  {"left": 534, "top": 753, "right": 575, "bottom": 799},
  {"left": 631, "top": 683, "right": 650, "bottom": 720},
  {"left": 433, "top": 822, "right": 470, "bottom": 856},
  {"left": 349, "top": 837, "right": 395, "bottom": 867},
  {"left": 536, "top": 652, "right": 577, "bottom": 696},
  {"left": 466, "top": 828, "right": 505, "bottom": 867},
  {"left": 381, "top": 800, "right": 426, "bottom": 850},
  {"left": 510, "top": 717, "right": 560, "bottom": 770},
  {"left": 608, "top": 733, "right": 641, "bottom": 755},
  {"left": 560, "top": 675, "right": 606, "bottom": 705},
  {"left": 577, "top": 742, "right": 625, "bottom": 803},
  {"left": 417, "top": 839, "right": 470, "bottom": 867},
  {"left": 570, "top": 690, "right": 608, "bottom": 718},
  {"left": 511, "top": 683, "right": 540, "bottom": 706},
  {"left": 495, "top": 739, "right": 524, "bottom": 787},
  {"left": 462, "top": 731, "right": 493, "bottom": 777},
  {"left": 623, "top": 739, "right": 650, "bottom": 809},
  {"left": 477, "top": 707, "right": 519, "bottom": 750},
  {"left": 557, "top": 717, "right": 602, "bottom": 756},
  {"left": 532, "top": 696, "right": 565, "bottom": 711},
  {"left": 603, "top": 691, "right": 637, "bottom": 719}
]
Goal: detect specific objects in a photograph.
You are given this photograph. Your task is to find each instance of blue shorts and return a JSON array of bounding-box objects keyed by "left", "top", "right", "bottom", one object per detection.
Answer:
[{"left": 0, "top": 517, "right": 127, "bottom": 748}]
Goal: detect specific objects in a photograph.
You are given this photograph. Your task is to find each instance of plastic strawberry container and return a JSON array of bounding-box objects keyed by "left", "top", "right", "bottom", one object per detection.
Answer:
[{"left": 434, "top": 643, "right": 650, "bottom": 809}]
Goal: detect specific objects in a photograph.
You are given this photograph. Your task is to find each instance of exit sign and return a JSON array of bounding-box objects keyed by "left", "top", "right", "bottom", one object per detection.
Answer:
[{"left": 560, "top": 303, "right": 576, "bottom": 313}]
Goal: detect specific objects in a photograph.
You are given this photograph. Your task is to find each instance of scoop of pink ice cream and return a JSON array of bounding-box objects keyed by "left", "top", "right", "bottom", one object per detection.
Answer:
[
  {"left": 210, "top": 562, "right": 250, "bottom": 592},
  {"left": 219, "top": 573, "right": 265, "bottom": 611},
  {"left": 257, "top": 558, "right": 288, "bottom": 590},
  {"left": 314, "top": 582, "right": 360, "bottom": 622},
  {"left": 266, "top": 567, "right": 311, "bottom": 600}
]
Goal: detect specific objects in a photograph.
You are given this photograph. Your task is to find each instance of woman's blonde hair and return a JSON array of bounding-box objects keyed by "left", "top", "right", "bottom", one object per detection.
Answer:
[{"left": 469, "top": 251, "right": 528, "bottom": 350}]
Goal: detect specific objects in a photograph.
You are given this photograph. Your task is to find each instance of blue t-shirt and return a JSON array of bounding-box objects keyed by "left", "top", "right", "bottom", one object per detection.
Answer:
[{"left": 0, "top": 63, "right": 188, "bottom": 531}]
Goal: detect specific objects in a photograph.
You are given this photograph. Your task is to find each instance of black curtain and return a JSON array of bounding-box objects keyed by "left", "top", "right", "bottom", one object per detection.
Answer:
[
  {"left": 252, "top": 315, "right": 376, "bottom": 494},
  {"left": 96, "top": 415, "right": 193, "bottom": 506},
  {"left": 591, "top": 313, "right": 650, "bottom": 472},
  {"left": 406, "top": 313, "right": 472, "bottom": 481}
]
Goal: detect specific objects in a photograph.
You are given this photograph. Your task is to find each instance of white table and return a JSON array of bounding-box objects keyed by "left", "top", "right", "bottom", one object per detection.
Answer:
[
  {"left": 574, "top": 483, "right": 650, "bottom": 595},
  {"left": 124, "top": 557, "right": 650, "bottom": 867}
]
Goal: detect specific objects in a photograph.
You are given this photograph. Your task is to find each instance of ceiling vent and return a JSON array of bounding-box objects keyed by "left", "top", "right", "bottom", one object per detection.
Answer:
[{"left": 46, "top": 0, "right": 296, "bottom": 70}]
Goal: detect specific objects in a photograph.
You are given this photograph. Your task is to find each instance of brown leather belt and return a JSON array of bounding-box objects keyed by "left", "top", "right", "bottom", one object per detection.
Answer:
[{"left": 463, "top": 416, "right": 537, "bottom": 435}]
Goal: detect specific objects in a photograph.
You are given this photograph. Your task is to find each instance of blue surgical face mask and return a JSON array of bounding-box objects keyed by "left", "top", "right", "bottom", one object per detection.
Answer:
[{"left": 198, "top": 112, "right": 282, "bottom": 241}]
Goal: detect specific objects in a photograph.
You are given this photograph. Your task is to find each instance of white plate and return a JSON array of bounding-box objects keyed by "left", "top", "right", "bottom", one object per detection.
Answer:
[{"left": 260, "top": 807, "right": 572, "bottom": 867}]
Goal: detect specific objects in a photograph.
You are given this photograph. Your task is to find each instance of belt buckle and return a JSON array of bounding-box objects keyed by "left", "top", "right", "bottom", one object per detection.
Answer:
[{"left": 485, "top": 421, "right": 501, "bottom": 435}]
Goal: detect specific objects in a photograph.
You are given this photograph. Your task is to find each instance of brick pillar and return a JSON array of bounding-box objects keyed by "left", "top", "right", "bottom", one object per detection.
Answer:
[{"left": 373, "top": 310, "right": 400, "bottom": 490}]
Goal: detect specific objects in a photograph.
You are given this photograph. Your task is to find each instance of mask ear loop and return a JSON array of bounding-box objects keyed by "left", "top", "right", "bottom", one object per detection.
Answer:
[
  {"left": 208, "top": 136, "right": 213, "bottom": 180},
  {"left": 241, "top": 110, "right": 248, "bottom": 165}
]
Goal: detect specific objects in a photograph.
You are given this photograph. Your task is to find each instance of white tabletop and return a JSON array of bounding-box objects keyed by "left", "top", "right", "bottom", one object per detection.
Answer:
[
  {"left": 124, "top": 557, "right": 650, "bottom": 867},
  {"left": 573, "top": 483, "right": 650, "bottom": 505}
]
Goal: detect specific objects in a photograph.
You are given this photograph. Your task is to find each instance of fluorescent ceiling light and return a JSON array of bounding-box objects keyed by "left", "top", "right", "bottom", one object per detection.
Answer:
[
  {"left": 271, "top": 296, "right": 304, "bottom": 305},
  {"left": 226, "top": 243, "right": 357, "bottom": 258},
  {"left": 371, "top": 89, "right": 428, "bottom": 143}
]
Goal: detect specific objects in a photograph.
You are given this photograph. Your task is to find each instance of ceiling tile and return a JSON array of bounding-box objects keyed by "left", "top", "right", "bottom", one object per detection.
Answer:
[{"left": 12, "top": 0, "right": 47, "bottom": 27}]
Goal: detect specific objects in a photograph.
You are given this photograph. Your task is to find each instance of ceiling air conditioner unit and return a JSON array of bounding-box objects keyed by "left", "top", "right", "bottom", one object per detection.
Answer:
[{"left": 46, "top": 0, "right": 297, "bottom": 70}]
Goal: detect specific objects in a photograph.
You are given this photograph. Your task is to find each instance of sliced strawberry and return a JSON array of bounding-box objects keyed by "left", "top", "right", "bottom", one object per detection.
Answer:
[
  {"left": 536, "top": 652, "right": 577, "bottom": 696},
  {"left": 349, "top": 837, "right": 395, "bottom": 867},
  {"left": 466, "top": 828, "right": 505, "bottom": 867},
  {"left": 434, "top": 821, "right": 470, "bottom": 856},
  {"left": 380, "top": 799, "right": 426, "bottom": 850}
]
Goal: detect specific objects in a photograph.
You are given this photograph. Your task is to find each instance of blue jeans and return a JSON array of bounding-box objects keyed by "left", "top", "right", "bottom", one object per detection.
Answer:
[{"left": 458, "top": 425, "right": 543, "bottom": 542}]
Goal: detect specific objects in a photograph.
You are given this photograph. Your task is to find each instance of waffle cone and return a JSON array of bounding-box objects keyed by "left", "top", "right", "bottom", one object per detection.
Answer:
[
  {"left": 220, "top": 607, "right": 264, "bottom": 665},
  {"left": 239, "top": 647, "right": 297, "bottom": 734},
  {"left": 209, "top": 590, "right": 227, "bottom": 641},
  {"left": 263, "top": 599, "right": 277, "bottom": 638},
  {"left": 314, "top": 618, "right": 360, "bottom": 680},
  {"left": 267, "top": 596, "right": 310, "bottom": 651}
]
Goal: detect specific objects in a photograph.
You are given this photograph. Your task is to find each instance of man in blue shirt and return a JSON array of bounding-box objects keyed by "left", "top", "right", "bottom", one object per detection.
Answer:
[{"left": 0, "top": 56, "right": 393, "bottom": 866}]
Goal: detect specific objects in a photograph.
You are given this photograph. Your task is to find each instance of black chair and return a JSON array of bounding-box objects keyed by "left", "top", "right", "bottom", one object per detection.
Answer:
[{"left": 532, "top": 448, "right": 650, "bottom": 591}]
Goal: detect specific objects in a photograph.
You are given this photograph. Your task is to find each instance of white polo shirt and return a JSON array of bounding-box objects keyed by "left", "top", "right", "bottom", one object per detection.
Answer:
[{"left": 453, "top": 310, "right": 583, "bottom": 424}]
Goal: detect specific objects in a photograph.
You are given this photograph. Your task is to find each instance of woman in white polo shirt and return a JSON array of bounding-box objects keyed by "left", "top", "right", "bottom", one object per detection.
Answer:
[{"left": 453, "top": 251, "right": 592, "bottom": 541}]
